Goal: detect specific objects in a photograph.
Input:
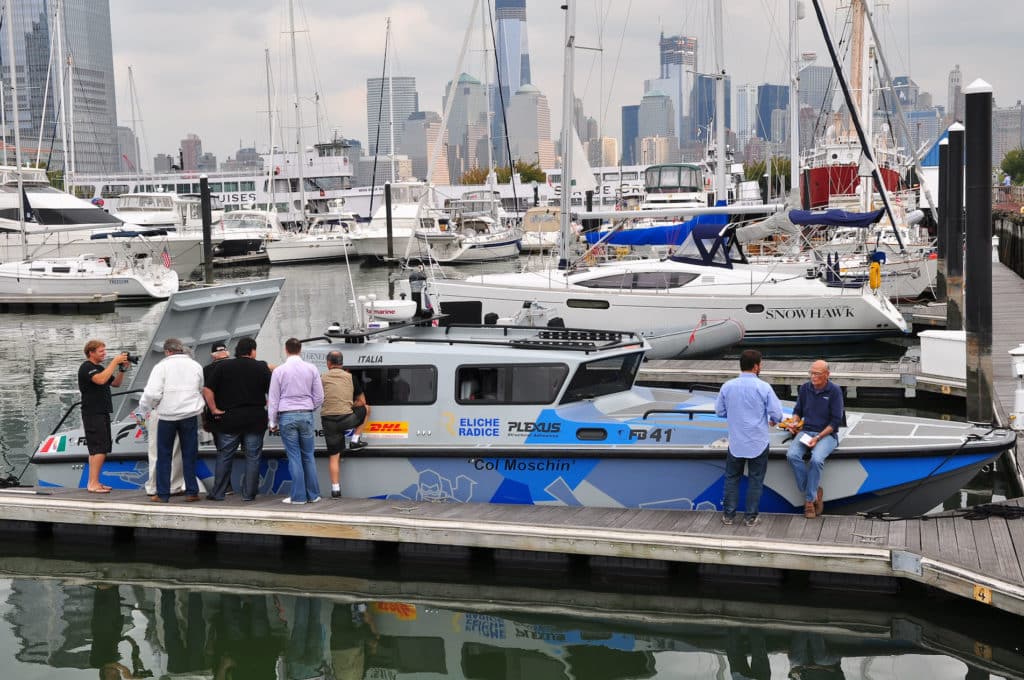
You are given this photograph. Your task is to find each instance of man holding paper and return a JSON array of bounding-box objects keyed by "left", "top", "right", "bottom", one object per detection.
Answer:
[{"left": 785, "top": 360, "right": 845, "bottom": 519}]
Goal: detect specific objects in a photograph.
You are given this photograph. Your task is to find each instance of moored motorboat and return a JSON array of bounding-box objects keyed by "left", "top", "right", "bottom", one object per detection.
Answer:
[{"left": 30, "top": 279, "right": 1012, "bottom": 517}]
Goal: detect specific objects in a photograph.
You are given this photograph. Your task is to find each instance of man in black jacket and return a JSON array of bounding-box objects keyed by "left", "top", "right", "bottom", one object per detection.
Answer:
[{"left": 203, "top": 337, "right": 273, "bottom": 501}]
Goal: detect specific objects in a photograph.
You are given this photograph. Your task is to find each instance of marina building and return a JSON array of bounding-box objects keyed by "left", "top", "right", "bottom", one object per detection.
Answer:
[{"left": 0, "top": 0, "right": 118, "bottom": 174}]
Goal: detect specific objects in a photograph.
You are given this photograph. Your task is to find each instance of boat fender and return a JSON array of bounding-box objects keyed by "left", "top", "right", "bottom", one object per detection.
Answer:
[{"left": 869, "top": 261, "right": 882, "bottom": 290}]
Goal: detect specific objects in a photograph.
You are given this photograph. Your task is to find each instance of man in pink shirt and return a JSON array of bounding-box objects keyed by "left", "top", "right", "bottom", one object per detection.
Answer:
[{"left": 268, "top": 338, "right": 325, "bottom": 504}]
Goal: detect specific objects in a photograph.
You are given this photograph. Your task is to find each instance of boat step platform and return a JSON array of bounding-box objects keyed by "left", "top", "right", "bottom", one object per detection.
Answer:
[
  {"left": 639, "top": 358, "right": 964, "bottom": 398},
  {"left": 0, "top": 293, "right": 117, "bottom": 313},
  {"left": 2, "top": 488, "right": 1023, "bottom": 617}
]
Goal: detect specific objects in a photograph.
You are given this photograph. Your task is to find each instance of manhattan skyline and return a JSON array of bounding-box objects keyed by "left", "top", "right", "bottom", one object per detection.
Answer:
[{"left": 108, "top": 0, "right": 1021, "bottom": 168}]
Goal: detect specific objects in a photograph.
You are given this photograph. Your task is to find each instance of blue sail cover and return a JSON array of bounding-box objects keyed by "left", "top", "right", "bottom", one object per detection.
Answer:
[
  {"left": 788, "top": 208, "right": 885, "bottom": 228},
  {"left": 584, "top": 212, "right": 729, "bottom": 246}
]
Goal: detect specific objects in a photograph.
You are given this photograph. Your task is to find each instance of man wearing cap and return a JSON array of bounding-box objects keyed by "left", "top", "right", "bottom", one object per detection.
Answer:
[
  {"left": 203, "top": 337, "right": 273, "bottom": 501},
  {"left": 202, "top": 342, "right": 231, "bottom": 430},
  {"left": 139, "top": 338, "right": 206, "bottom": 503}
]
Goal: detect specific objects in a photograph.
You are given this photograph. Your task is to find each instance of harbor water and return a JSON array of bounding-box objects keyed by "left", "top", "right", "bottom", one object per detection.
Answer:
[{"left": 0, "top": 260, "right": 1021, "bottom": 678}]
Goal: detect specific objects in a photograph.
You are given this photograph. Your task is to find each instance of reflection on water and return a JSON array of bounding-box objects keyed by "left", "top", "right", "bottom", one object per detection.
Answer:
[{"left": 0, "top": 552, "right": 1020, "bottom": 680}]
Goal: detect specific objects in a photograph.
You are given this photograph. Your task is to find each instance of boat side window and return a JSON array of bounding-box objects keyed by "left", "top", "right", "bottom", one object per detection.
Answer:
[
  {"left": 633, "top": 272, "right": 699, "bottom": 289},
  {"left": 456, "top": 364, "right": 568, "bottom": 405},
  {"left": 100, "top": 184, "right": 128, "bottom": 199},
  {"left": 351, "top": 366, "right": 435, "bottom": 406},
  {"left": 575, "top": 273, "right": 634, "bottom": 290},
  {"left": 51, "top": 266, "right": 71, "bottom": 273},
  {"left": 561, "top": 353, "right": 643, "bottom": 403}
]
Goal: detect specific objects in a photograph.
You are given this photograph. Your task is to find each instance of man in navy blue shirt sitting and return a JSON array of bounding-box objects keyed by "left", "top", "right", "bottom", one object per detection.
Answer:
[{"left": 785, "top": 360, "right": 844, "bottom": 519}]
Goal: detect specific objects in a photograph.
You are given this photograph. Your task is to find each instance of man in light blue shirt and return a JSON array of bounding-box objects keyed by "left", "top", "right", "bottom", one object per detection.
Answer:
[{"left": 715, "top": 349, "right": 783, "bottom": 526}]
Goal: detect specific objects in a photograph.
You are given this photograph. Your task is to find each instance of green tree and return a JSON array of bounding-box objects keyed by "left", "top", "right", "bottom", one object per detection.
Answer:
[
  {"left": 459, "top": 160, "right": 546, "bottom": 185},
  {"left": 459, "top": 167, "right": 490, "bottom": 185},
  {"left": 743, "top": 156, "right": 792, "bottom": 197},
  {"left": 1002, "top": 148, "right": 1024, "bottom": 184}
]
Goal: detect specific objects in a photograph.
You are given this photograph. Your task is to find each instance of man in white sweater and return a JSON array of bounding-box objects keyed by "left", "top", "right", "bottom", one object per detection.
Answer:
[{"left": 139, "top": 338, "right": 206, "bottom": 503}]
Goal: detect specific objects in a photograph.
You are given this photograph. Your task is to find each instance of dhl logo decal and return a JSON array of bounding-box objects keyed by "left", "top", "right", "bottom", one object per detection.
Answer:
[{"left": 365, "top": 421, "right": 409, "bottom": 439}]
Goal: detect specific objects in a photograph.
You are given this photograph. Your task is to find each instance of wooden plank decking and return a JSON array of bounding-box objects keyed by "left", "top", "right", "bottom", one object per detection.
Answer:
[{"left": 2, "top": 488, "right": 1023, "bottom": 616}]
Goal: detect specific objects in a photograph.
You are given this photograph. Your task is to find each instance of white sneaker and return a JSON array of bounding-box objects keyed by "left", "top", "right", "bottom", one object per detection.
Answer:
[
  {"left": 282, "top": 497, "right": 306, "bottom": 505},
  {"left": 309, "top": 496, "right": 322, "bottom": 503}
]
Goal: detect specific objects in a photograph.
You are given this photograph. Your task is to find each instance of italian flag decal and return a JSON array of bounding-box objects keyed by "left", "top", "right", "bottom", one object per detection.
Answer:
[{"left": 39, "top": 435, "right": 67, "bottom": 453}]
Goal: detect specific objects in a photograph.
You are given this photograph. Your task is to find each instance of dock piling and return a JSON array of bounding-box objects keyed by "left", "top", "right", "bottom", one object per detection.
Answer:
[
  {"left": 200, "top": 175, "right": 214, "bottom": 284},
  {"left": 946, "top": 123, "right": 965, "bottom": 332},
  {"left": 964, "top": 80, "right": 995, "bottom": 425}
]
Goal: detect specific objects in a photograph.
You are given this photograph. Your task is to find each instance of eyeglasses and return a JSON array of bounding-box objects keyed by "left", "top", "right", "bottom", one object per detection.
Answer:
[{"left": 808, "top": 370, "right": 827, "bottom": 376}]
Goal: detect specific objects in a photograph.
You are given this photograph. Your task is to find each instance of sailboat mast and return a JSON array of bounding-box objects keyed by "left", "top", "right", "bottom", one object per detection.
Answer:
[
  {"left": 54, "top": 0, "right": 70, "bottom": 177},
  {"left": 4, "top": 0, "right": 27, "bottom": 260},
  {"left": 480, "top": 0, "right": 494, "bottom": 184},
  {"left": 128, "top": 66, "right": 138, "bottom": 176},
  {"left": 557, "top": 0, "right": 576, "bottom": 270},
  {"left": 265, "top": 48, "right": 276, "bottom": 209},
  {"left": 386, "top": 17, "right": 396, "bottom": 183},
  {"left": 789, "top": 0, "right": 801, "bottom": 196},
  {"left": 713, "top": 0, "right": 727, "bottom": 204},
  {"left": 287, "top": 0, "right": 306, "bottom": 226}
]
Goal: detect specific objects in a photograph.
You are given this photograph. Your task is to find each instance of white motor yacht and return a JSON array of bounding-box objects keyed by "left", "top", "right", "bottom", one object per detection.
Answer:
[{"left": 266, "top": 214, "right": 355, "bottom": 264}]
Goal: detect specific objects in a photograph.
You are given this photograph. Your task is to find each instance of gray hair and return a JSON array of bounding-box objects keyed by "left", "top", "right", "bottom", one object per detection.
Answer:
[{"left": 163, "top": 338, "right": 186, "bottom": 354}]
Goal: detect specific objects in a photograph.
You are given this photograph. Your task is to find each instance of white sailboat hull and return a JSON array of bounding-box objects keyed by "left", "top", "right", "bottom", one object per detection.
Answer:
[
  {"left": 266, "top": 236, "right": 354, "bottom": 264},
  {"left": 0, "top": 259, "right": 179, "bottom": 300},
  {"left": 430, "top": 261, "right": 909, "bottom": 346}
]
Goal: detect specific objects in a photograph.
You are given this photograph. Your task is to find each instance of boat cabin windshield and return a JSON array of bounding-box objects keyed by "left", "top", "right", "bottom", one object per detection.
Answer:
[
  {"left": 670, "top": 223, "right": 745, "bottom": 269},
  {"left": 119, "top": 195, "right": 175, "bottom": 211},
  {"left": 223, "top": 213, "right": 271, "bottom": 230},
  {"left": 645, "top": 164, "right": 703, "bottom": 194},
  {"left": 561, "top": 352, "right": 643, "bottom": 403}
]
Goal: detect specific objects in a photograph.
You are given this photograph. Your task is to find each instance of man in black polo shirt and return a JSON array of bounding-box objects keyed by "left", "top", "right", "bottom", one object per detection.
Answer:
[
  {"left": 78, "top": 339, "right": 131, "bottom": 493},
  {"left": 785, "top": 359, "right": 845, "bottom": 519},
  {"left": 203, "top": 337, "right": 273, "bottom": 501}
]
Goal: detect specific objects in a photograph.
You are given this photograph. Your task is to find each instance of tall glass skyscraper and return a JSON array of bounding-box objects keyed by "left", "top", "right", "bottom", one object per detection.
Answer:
[
  {"left": 0, "top": 0, "right": 118, "bottom": 174},
  {"left": 366, "top": 76, "right": 419, "bottom": 157},
  {"left": 492, "top": 0, "right": 532, "bottom": 165}
]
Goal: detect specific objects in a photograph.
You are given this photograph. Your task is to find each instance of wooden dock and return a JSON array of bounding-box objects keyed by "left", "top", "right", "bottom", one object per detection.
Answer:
[
  {"left": 0, "top": 293, "right": 117, "bottom": 313},
  {"left": 2, "top": 488, "right": 1023, "bottom": 617}
]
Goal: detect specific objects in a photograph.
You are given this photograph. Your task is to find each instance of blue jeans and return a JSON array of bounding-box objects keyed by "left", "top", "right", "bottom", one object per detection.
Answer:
[
  {"left": 209, "top": 430, "right": 265, "bottom": 500},
  {"left": 722, "top": 445, "right": 769, "bottom": 521},
  {"left": 156, "top": 415, "right": 199, "bottom": 499},
  {"left": 786, "top": 431, "right": 838, "bottom": 502},
  {"left": 279, "top": 411, "right": 320, "bottom": 502}
]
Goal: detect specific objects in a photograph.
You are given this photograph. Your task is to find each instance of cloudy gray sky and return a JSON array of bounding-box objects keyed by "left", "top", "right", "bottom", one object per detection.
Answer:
[{"left": 108, "top": 0, "right": 1021, "bottom": 168}]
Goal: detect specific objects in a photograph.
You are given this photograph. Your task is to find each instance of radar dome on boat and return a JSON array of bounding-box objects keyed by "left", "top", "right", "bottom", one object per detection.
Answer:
[{"left": 365, "top": 299, "right": 417, "bottom": 322}]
